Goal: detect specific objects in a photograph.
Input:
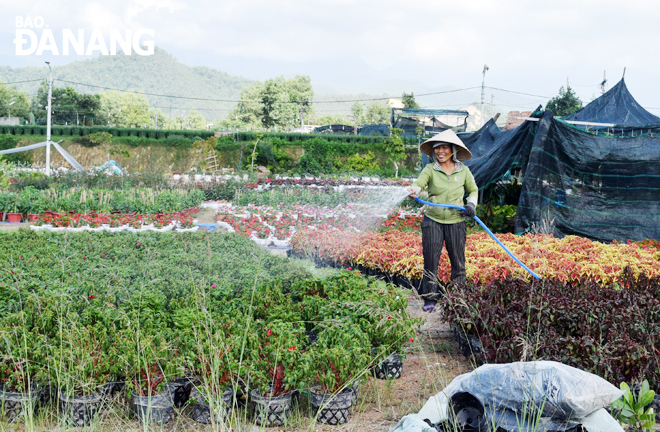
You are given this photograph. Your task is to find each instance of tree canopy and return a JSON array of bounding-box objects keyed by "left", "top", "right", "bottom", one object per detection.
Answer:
[
  {"left": 231, "top": 75, "right": 314, "bottom": 130},
  {"left": 402, "top": 92, "right": 419, "bottom": 109},
  {"left": 0, "top": 82, "right": 30, "bottom": 120},
  {"left": 546, "top": 86, "right": 583, "bottom": 117}
]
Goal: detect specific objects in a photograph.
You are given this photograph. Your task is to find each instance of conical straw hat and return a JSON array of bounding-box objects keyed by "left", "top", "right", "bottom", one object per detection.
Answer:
[{"left": 419, "top": 129, "right": 472, "bottom": 161}]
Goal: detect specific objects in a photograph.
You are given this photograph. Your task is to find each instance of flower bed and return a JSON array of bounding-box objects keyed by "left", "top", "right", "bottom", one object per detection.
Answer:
[
  {"left": 0, "top": 187, "right": 205, "bottom": 217},
  {"left": 29, "top": 209, "right": 199, "bottom": 232},
  {"left": 291, "top": 229, "right": 660, "bottom": 285},
  {"left": 214, "top": 202, "right": 387, "bottom": 246},
  {"left": 0, "top": 230, "right": 419, "bottom": 424},
  {"left": 440, "top": 274, "right": 660, "bottom": 392}
]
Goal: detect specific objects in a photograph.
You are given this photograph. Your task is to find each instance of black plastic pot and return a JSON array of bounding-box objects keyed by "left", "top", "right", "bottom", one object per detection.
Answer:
[
  {"left": 250, "top": 388, "right": 292, "bottom": 427},
  {"left": 0, "top": 384, "right": 39, "bottom": 423},
  {"left": 349, "top": 379, "right": 361, "bottom": 407},
  {"left": 449, "top": 392, "right": 489, "bottom": 432},
  {"left": 453, "top": 324, "right": 484, "bottom": 358},
  {"left": 372, "top": 352, "right": 403, "bottom": 380},
  {"left": 309, "top": 386, "right": 353, "bottom": 425},
  {"left": 38, "top": 384, "right": 57, "bottom": 406},
  {"left": 59, "top": 392, "right": 104, "bottom": 427},
  {"left": 305, "top": 329, "right": 319, "bottom": 345},
  {"left": 166, "top": 377, "right": 193, "bottom": 408},
  {"left": 132, "top": 392, "right": 174, "bottom": 424},
  {"left": 190, "top": 386, "right": 232, "bottom": 424}
]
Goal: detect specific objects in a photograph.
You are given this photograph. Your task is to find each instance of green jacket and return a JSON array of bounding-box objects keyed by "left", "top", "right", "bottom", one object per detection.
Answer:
[{"left": 412, "top": 162, "right": 479, "bottom": 224}]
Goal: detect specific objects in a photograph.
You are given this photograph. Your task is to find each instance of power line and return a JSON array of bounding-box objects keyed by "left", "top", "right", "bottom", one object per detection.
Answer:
[
  {"left": 57, "top": 79, "right": 484, "bottom": 105},
  {"left": 485, "top": 86, "right": 552, "bottom": 99},
  {"left": 57, "top": 79, "right": 242, "bottom": 103},
  {"left": 1, "top": 79, "right": 44, "bottom": 85}
]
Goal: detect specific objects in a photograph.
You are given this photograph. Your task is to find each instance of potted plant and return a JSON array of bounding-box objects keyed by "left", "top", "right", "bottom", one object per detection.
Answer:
[
  {"left": 53, "top": 322, "right": 114, "bottom": 427},
  {"left": 116, "top": 297, "right": 175, "bottom": 425},
  {"left": 6, "top": 192, "right": 22, "bottom": 223},
  {"left": 179, "top": 310, "right": 242, "bottom": 424},
  {"left": 0, "top": 326, "right": 46, "bottom": 423},
  {"left": 177, "top": 216, "right": 198, "bottom": 232},
  {"left": 303, "top": 322, "right": 371, "bottom": 425},
  {"left": 247, "top": 319, "right": 305, "bottom": 427}
]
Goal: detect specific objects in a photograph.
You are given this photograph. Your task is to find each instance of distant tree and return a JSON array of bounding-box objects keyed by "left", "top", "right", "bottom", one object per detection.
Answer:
[
  {"left": 0, "top": 82, "right": 30, "bottom": 120},
  {"left": 260, "top": 78, "right": 287, "bottom": 130},
  {"left": 546, "top": 86, "right": 583, "bottom": 116},
  {"left": 184, "top": 108, "right": 206, "bottom": 129},
  {"left": 385, "top": 127, "right": 406, "bottom": 177},
  {"left": 99, "top": 91, "right": 152, "bottom": 128},
  {"left": 33, "top": 83, "right": 100, "bottom": 125},
  {"left": 365, "top": 102, "right": 390, "bottom": 124},
  {"left": 230, "top": 75, "right": 314, "bottom": 130},
  {"left": 351, "top": 101, "right": 366, "bottom": 125},
  {"left": 314, "top": 114, "right": 347, "bottom": 126},
  {"left": 402, "top": 92, "right": 419, "bottom": 109}
]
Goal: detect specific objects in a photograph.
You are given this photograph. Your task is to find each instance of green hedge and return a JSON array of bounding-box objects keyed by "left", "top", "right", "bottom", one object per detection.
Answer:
[
  {"left": 0, "top": 125, "right": 215, "bottom": 140},
  {"left": 235, "top": 131, "right": 418, "bottom": 145}
]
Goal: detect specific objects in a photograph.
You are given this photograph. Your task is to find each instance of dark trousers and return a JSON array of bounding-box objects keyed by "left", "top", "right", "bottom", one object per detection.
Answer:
[{"left": 419, "top": 217, "right": 467, "bottom": 303}]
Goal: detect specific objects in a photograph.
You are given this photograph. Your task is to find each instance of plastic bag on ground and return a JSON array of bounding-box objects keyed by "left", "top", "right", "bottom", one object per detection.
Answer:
[{"left": 392, "top": 361, "right": 624, "bottom": 432}]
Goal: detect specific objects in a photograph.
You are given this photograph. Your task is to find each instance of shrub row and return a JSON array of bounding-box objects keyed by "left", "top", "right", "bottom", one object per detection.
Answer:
[
  {"left": 0, "top": 187, "right": 206, "bottom": 215},
  {"left": 0, "top": 125, "right": 215, "bottom": 140},
  {"left": 440, "top": 274, "right": 660, "bottom": 392},
  {"left": 234, "top": 131, "right": 418, "bottom": 145}
]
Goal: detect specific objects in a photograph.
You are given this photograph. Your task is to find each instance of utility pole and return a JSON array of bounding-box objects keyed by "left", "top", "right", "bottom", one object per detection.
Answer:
[
  {"left": 480, "top": 65, "right": 489, "bottom": 128},
  {"left": 45, "top": 62, "right": 52, "bottom": 176},
  {"left": 600, "top": 71, "right": 607, "bottom": 95}
]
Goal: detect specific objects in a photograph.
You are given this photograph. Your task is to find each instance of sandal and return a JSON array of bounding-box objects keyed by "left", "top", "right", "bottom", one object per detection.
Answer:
[{"left": 422, "top": 304, "right": 436, "bottom": 313}]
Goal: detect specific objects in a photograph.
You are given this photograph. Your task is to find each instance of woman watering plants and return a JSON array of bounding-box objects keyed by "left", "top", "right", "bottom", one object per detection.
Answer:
[{"left": 406, "top": 130, "right": 478, "bottom": 312}]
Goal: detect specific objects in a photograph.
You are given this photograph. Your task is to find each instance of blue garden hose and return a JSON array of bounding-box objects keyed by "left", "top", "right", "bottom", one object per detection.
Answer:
[{"left": 414, "top": 197, "right": 542, "bottom": 280}]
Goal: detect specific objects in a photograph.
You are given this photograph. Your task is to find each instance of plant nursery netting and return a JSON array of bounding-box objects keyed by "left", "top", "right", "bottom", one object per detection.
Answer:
[
  {"left": 461, "top": 109, "right": 660, "bottom": 242},
  {"left": 563, "top": 79, "right": 660, "bottom": 134},
  {"left": 390, "top": 361, "right": 624, "bottom": 432}
]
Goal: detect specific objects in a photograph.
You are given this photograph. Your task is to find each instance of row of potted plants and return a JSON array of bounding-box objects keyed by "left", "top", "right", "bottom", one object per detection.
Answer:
[
  {"left": 0, "top": 186, "right": 205, "bottom": 219},
  {"left": 0, "top": 231, "right": 420, "bottom": 427},
  {"left": 29, "top": 212, "right": 197, "bottom": 232},
  {"left": 214, "top": 201, "right": 393, "bottom": 247},
  {"left": 290, "top": 229, "right": 660, "bottom": 285}
]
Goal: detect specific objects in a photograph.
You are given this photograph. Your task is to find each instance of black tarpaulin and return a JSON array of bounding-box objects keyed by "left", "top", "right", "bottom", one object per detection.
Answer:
[
  {"left": 462, "top": 109, "right": 660, "bottom": 241},
  {"left": 564, "top": 79, "right": 660, "bottom": 131}
]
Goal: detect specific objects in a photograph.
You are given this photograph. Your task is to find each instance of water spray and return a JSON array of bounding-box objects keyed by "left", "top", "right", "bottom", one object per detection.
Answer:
[{"left": 414, "top": 197, "right": 542, "bottom": 280}]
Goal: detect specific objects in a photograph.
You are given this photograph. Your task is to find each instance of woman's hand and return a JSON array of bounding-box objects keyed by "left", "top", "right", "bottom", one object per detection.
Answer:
[
  {"left": 461, "top": 203, "right": 476, "bottom": 218},
  {"left": 407, "top": 186, "right": 421, "bottom": 199}
]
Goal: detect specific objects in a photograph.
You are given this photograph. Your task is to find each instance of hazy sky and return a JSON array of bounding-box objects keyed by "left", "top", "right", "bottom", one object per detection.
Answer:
[{"left": 1, "top": 0, "right": 659, "bottom": 112}]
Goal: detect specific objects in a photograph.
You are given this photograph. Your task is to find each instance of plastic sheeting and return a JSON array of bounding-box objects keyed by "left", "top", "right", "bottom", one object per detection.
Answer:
[{"left": 390, "top": 361, "right": 624, "bottom": 432}]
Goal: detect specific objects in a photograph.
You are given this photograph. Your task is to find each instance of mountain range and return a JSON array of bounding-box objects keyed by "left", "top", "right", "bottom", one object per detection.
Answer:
[{"left": 0, "top": 47, "right": 536, "bottom": 123}]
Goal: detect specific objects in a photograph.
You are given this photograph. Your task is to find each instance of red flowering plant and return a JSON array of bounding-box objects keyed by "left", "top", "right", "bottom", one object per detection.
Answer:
[
  {"left": 86, "top": 215, "right": 102, "bottom": 228},
  {"left": 153, "top": 216, "right": 172, "bottom": 229},
  {"left": 179, "top": 216, "right": 194, "bottom": 229},
  {"left": 248, "top": 319, "right": 306, "bottom": 397},
  {"left": 109, "top": 215, "right": 123, "bottom": 228},
  {"left": 251, "top": 224, "right": 271, "bottom": 240},
  {"left": 300, "top": 322, "right": 371, "bottom": 394},
  {"left": 128, "top": 216, "right": 143, "bottom": 229}
]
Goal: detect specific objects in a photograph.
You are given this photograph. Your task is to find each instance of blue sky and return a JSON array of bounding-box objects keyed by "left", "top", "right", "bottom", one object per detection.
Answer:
[{"left": 1, "top": 0, "right": 658, "bottom": 112}]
